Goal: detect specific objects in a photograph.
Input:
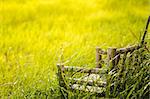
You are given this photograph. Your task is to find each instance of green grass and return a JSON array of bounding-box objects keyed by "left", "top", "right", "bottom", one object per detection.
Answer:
[{"left": 0, "top": 0, "right": 150, "bottom": 98}]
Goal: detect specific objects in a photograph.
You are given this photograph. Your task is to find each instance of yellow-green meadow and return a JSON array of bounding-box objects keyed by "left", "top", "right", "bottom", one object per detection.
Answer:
[{"left": 0, "top": 0, "right": 149, "bottom": 98}]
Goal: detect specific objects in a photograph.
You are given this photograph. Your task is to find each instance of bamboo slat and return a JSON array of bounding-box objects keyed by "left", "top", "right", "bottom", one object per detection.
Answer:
[
  {"left": 70, "top": 78, "right": 106, "bottom": 87},
  {"left": 116, "top": 45, "right": 141, "bottom": 54},
  {"left": 97, "top": 45, "right": 141, "bottom": 55},
  {"left": 71, "top": 84, "right": 106, "bottom": 94},
  {"left": 57, "top": 65, "right": 107, "bottom": 74}
]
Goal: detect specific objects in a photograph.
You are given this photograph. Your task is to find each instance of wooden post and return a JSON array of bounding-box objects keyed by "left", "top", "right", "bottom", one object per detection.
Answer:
[
  {"left": 57, "top": 64, "right": 65, "bottom": 87},
  {"left": 96, "top": 47, "right": 102, "bottom": 68},
  {"left": 57, "top": 64, "right": 68, "bottom": 99},
  {"left": 107, "top": 48, "right": 117, "bottom": 70}
]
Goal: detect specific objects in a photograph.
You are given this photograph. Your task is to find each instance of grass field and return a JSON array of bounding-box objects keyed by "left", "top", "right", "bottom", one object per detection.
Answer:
[{"left": 0, "top": 0, "right": 150, "bottom": 98}]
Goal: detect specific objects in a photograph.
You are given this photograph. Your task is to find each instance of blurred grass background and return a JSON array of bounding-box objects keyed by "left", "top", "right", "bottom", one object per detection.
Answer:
[{"left": 0, "top": 0, "right": 150, "bottom": 98}]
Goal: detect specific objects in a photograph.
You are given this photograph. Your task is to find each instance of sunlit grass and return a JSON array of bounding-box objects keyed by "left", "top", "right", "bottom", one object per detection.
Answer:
[{"left": 0, "top": 0, "right": 150, "bottom": 98}]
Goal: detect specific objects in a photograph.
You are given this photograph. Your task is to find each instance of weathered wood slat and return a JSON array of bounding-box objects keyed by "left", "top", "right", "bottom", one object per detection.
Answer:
[
  {"left": 71, "top": 84, "right": 106, "bottom": 94},
  {"left": 70, "top": 78, "right": 106, "bottom": 87},
  {"left": 116, "top": 45, "right": 141, "bottom": 54},
  {"left": 98, "top": 45, "right": 141, "bottom": 55},
  {"left": 57, "top": 65, "right": 107, "bottom": 74}
]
